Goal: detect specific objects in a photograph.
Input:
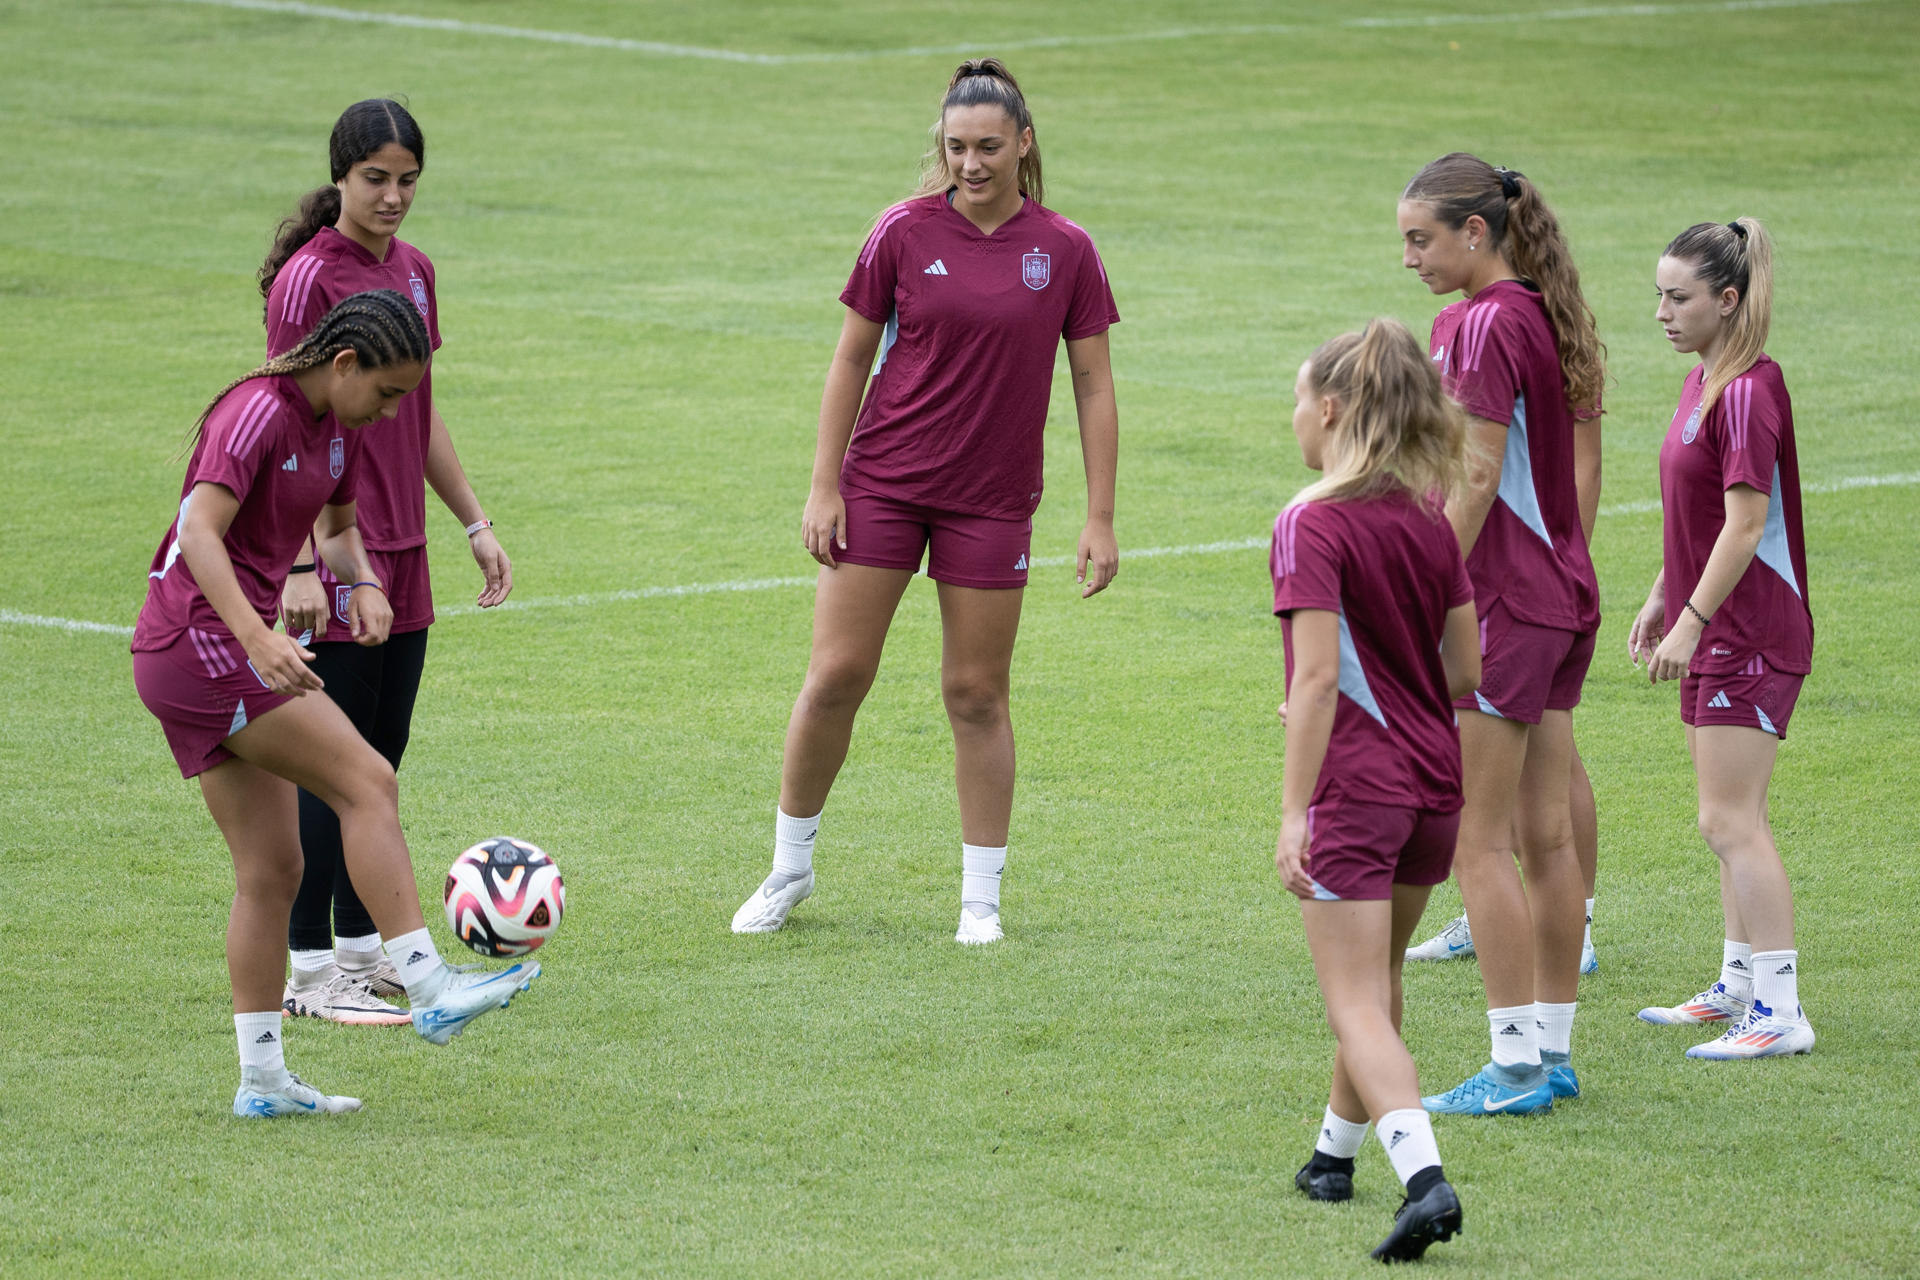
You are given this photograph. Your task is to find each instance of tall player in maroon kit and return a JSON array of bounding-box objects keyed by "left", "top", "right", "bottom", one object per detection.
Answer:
[
  {"left": 1273, "top": 320, "right": 1479, "bottom": 1262},
  {"left": 1397, "top": 155, "right": 1606, "bottom": 1115},
  {"left": 131, "top": 291, "right": 538, "bottom": 1118},
  {"left": 260, "top": 100, "right": 513, "bottom": 1025},
  {"left": 732, "top": 59, "right": 1119, "bottom": 943},
  {"left": 1631, "top": 219, "right": 1815, "bottom": 1058}
]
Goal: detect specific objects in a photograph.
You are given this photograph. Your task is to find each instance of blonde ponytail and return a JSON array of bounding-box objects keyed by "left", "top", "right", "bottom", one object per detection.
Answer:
[{"left": 1665, "top": 218, "right": 1773, "bottom": 418}]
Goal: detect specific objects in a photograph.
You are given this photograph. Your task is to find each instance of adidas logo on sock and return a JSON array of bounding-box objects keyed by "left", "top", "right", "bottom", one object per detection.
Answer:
[
  {"left": 1498, "top": 1022, "right": 1525, "bottom": 1036},
  {"left": 923, "top": 259, "right": 949, "bottom": 275},
  {"left": 407, "top": 951, "right": 429, "bottom": 965},
  {"left": 1321, "top": 1128, "right": 1333, "bottom": 1141},
  {"left": 254, "top": 1031, "right": 277, "bottom": 1044},
  {"left": 1389, "top": 1129, "right": 1408, "bottom": 1149},
  {"left": 1728, "top": 959, "right": 1749, "bottom": 971},
  {"left": 1776, "top": 962, "right": 1795, "bottom": 975}
]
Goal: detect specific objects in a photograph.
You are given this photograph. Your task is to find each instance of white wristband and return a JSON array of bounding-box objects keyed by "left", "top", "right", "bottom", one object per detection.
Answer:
[{"left": 464, "top": 518, "right": 492, "bottom": 538}]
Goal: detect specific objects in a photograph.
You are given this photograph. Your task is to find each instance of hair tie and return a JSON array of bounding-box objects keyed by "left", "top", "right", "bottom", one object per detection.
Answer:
[
  {"left": 1494, "top": 167, "right": 1521, "bottom": 199},
  {"left": 1727, "top": 220, "right": 1748, "bottom": 241}
]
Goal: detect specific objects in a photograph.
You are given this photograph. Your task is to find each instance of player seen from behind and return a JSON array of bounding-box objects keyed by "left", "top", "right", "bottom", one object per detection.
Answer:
[{"left": 1271, "top": 318, "right": 1478, "bottom": 1263}]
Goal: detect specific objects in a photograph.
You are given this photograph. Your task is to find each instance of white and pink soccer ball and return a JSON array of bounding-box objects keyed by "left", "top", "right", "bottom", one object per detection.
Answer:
[{"left": 443, "top": 837, "right": 565, "bottom": 957}]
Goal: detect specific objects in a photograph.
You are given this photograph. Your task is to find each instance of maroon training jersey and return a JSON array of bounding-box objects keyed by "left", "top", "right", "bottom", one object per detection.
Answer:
[
  {"left": 267, "top": 226, "right": 442, "bottom": 552},
  {"left": 1659, "top": 356, "right": 1812, "bottom": 676},
  {"left": 838, "top": 193, "right": 1119, "bottom": 520},
  {"left": 1271, "top": 492, "right": 1474, "bottom": 811},
  {"left": 1431, "top": 279, "right": 1598, "bottom": 634},
  {"left": 133, "top": 375, "right": 362, "bottom": 652}
]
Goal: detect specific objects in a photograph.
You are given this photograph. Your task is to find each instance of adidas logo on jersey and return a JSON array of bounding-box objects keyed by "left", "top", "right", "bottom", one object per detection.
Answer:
[
  {"left": 923, "top": 259, "right": 949, "bottom": 276},
  {"left": 1708, "top": 691, "right": 1733, "bottom": 709},
  {"left": 1013, "top": 553, "right": 1028, "bottom": 571},
  {"left": 281, "top": 455, "right": 298, "bottom": 472}
]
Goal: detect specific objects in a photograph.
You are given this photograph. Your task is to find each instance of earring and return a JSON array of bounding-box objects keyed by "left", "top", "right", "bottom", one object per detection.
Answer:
[{"left": 1469, "top": 243, "right": 1477, "bottom": 252}]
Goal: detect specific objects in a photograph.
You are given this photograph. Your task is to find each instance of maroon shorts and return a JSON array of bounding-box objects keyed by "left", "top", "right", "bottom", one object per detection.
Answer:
[
  {"left": 1454, "top": 600, "right": 1595, "bottom": 725},
  {"left": 1304, "top": 791, "right": 1461, "bottom": 901},
  {"left": 1681, "top": 654, "right": 1804, "bottom": 739},
  {"left": 301, "top": 544, "right": 434, "bottom": 642},
  {"left": 133, "top": 627, "right": 293, "bottom": 778},
  {"left": 836, "top": 489, "right": 1032, "bottom": 589}
]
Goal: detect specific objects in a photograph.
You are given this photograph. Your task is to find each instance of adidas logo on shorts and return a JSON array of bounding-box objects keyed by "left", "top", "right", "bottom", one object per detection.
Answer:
[
  {"left": 1708, "top": 690, "right": 1733, "bottom": 709},
  {"left": 1013, "top": 554, "right": 1028, "bottom": 571}
]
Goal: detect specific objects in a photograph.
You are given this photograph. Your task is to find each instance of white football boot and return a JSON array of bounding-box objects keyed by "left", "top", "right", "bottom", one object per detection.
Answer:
[
  {"left": 731, "top": 871, "right": 814, "bottom": 934},
  {"left": 1685, "top": 1000, "right": 1815, "bottom": 1059},
  {"left": 1637, "top": 983, "right": 1749, "bottom": 1026},
  {"left": 234, "top": 1074, "right": 362, "bottom": 1118},
  {"left": 955, "top": 908, "right": 1003, "bottom": 945},
  {"left": 1405, "top": 914, "right": 1474, "bottom": 962},
  {"left": 410, "top": 961, "right": 539, "bottom": 1045},
  {"left": 282, "top": 967, "right": 411, "bottom": 1026}
]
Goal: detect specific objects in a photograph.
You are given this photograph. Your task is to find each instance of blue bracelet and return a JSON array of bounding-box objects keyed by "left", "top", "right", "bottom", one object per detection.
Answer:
[{"left": 349, "top": 581, "right": 386, "bottom": 594}]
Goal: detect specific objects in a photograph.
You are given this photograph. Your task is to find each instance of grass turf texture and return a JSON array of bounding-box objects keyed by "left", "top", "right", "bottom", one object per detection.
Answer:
[{"left": 3, "top": 0, "right": 1918, "bottom": 1274}]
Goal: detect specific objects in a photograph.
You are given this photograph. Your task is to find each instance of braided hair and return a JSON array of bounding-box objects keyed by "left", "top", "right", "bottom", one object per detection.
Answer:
[{"left": 187, "top": 289, "right": 431, "bottom": 452}]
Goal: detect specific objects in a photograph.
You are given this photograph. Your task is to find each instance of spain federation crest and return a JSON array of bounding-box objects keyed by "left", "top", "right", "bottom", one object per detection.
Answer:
[
  {"left": 334, "top": 584, "right": 354, "bottom": 624},
  {"left": 1680, "top": 404, "right": 1702, "bottom": 445},
  {"left": 1022, "top": 251, "right": 1050, "bottom": 291},
  {"left": 329, "top": 436, "right": 345, "bottom": 478},
  {"left": 408, "top": 272, "right": 430, "bottom": 318}
]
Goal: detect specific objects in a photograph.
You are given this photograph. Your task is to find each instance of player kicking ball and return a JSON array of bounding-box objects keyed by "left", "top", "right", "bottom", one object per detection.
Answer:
[
  {"left": 131, "top": 291, "right": 538, "bottom": 1117},
  {"left": 1271, "top": 320, "right": 1479, "bottom": 1262}
]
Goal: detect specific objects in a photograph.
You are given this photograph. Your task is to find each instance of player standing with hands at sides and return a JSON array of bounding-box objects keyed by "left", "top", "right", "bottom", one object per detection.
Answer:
[
  {"left": 1273, "top": 319, "right": 1479, "bottom": 1263},
  {"left": 1397, "top": 154, "right": 1605, "bottom": 1115},
  {"left": 731, "top": 58, "right": 1120, "bottom": 943},
  {"left": 1630, "top": 219, "right": 1815, "bottom": 1058},
  {"left": 261, "top": 99, "right": 512, "bottom": 1025},
  {"left": 131, "top": 291, "right": 538, "bottom": 1118}
]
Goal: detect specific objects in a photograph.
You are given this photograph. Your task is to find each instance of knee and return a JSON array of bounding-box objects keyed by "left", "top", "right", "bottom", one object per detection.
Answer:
[
  {"left": 1696, "top": 804, "right": 1752, "bottom": 856},
  {"left": 335, "top": 753, "right": 399, "bottom": 818},
  {"left": 238, "top": 844, "right": 304, "bottom": 903},
  {"left": 802, "top": 655, "right": 877, "bottom": 713},
  {"left": 941, "top": 673, "right": 1008, "bottom": 728}
]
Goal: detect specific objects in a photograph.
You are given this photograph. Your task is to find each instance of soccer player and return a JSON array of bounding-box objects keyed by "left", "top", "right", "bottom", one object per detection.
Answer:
[
  {"left": 261, "top": 100, "right": 513, "bottom": 1024},
  {"left": 1630, "top": 218, "right": 1814, "bottom": 1058},
  {"left": 1396, "top": 155, "right": 1605, "bottom": 1114},
  {"left": 131, "top": 290, "right": 537, "bottom": 1118},
  {"left": 731, "top": 58, "right": 1119, "bottom": 943},
  {"left": 1273, "top": 319, "right": 1478, "bottom": 1263}
]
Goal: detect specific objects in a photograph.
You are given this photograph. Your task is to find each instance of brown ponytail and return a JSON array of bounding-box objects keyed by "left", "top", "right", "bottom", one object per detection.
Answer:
[
  {"left": 909, "top": 57, "right": 1044, "bottom": 207},
  {"left": 1664, "top": 217, "right": 1773, "bottom": 419},
  {"left": 1403, "top": 153, "right": 1607, "bottom": 417}
]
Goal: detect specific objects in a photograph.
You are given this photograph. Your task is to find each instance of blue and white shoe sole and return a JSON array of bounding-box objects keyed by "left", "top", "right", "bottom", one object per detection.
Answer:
[{"left": 412, "top": 966, "right": 539, "bottom": 1046}]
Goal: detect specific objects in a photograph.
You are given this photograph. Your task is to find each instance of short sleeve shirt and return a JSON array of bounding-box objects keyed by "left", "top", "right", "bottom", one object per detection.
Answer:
[
  {"left": 1659, "top": 356, "right": 1812, "bottom": 675},
  {"left": 838, "top": 193, "right": 1119, "bottom": 520},
  {"left": 133, "top": 375, "right": 362, "bottom": 651},
  {"left": 1271, "top": 492, "right": 1474, "bottom": 810},
  {"left": 266, "top": 227, "right": 442, "bottom": 551},
  {"left": 1430, "top": 280, "right": 1599, "bottom": 633}
]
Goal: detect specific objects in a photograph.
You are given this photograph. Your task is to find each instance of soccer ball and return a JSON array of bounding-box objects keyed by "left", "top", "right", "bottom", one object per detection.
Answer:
[{"left": 443, "top": 837, "right": 565, "bottom": 957}]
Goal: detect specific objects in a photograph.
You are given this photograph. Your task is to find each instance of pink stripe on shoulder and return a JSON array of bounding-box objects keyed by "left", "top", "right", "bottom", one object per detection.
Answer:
[
  {"left": 224, "top": 388, "right": 280, "bottom": 459},
  {"left": 281, "top": 254, "right": 326, "bottom": 327},
  {"left": 857, "top": 204, "right": 916, "bottom": 269},
  {"left": 1725, "top": 377, "right": 1751, "bottom": 452},
  {"left": 1050, "top": 212, "right": 1109, "bottom": 285},
  {"left": 1458, "top": 301, "right": 1502, "bottom": 374}
]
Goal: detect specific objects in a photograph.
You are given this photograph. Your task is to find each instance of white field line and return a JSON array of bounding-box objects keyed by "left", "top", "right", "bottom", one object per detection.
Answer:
[
  {"left": 10, "top": 471, "right": 1917, "bottom": 638},
  {"left": 173, "top": 0, "right": 1878, "bottom": 65}
]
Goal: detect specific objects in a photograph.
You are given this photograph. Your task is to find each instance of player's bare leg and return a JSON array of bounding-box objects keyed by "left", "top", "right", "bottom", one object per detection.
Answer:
[
  {"left": 737, "top": 563, "right": 913, "bottom": 933},
  {"left": 1571, "top": 742, "right": 1599, "bottom": 973},
  {"left": 937, "top": 580, "right": 1023, "bottom": 943}
]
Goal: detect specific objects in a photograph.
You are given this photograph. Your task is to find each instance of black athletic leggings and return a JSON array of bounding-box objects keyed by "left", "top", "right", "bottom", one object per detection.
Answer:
[{"left": 288, "top": 628, "right": 430, "bottom": 951}]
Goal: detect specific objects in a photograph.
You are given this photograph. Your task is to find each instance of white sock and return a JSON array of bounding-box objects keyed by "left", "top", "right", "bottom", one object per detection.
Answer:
[
  {"left": 1751, "top": 949, "right": 1801, "bottom": 1019},
  {"left": 289, "top": 948, "right": 333, "bottom": 981},
  {"left": 1584, "top": 897, "right": 1595, "bottom": 949},
  {"left": 1315, "top": 1106, "right": 1369, "bottom": 1159},
  {"left": 1534, "top": 1001, "right": 1577, "bottom": 1057},
  {"left": 236, "top": 1011, "right": 289, "bottom": 1088},
  {"left": 771, "top": 808, "right": 819, "bottom": 885},
  {"left": 962, "top": 843, "right": 1006, "bottom": 918},
  {"left": 335, "top": 931, "right": 381, "bottom": 957},
  {"left": 1488, "top": 1005, "right": 1540, "bottom": 1069},
  {"left": 1720, "top": 939, "right": 1754, "bottom": 999},
  {"left": 1375, "top": 1109, "right": 1442, "bottom": 1187},
  {"left": 383, "top": 928, "right": 448, "bottom": 1003}
]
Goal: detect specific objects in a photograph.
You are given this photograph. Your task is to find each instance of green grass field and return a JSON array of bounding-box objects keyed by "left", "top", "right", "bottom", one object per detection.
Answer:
[{"left": 4, "top": 0, "right": 1919, "bottom": 1274}]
